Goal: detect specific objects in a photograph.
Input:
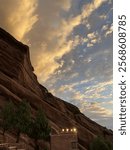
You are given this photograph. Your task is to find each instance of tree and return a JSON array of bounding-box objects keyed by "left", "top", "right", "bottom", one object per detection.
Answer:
[
  {"left": 105, "top": 140, "right": 113, "bottom": 150},
  {"left": 27, "top": 109, "right": 51, "bottom": 150},
  {"left": 14, "top": 100, "right": 31, "bottom": 143},
  {"left": 89, "top": 137, "right": 110, "bottom": 150},
  {"left": 0, "top": 101, "right": 15, "bottom": 135},
  {"left": 0, "top": 100, "right": 51, "bottom": 149}
]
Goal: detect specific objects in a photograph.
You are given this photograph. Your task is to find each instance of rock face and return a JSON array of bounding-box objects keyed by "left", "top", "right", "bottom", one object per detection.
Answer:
[{"left": 0, "top": 27, "right": 113, "bottom": 149}]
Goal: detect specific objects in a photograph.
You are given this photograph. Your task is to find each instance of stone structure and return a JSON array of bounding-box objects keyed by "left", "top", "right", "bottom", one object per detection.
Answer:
[{"left": 51, "top": 128, "right": 78, "bottom": 150}]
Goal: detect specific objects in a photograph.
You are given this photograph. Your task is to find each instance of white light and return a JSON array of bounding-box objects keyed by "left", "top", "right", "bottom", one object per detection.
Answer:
[
  {"left": 71, "top": 129, "right": 73, "bottom": 132},
  {"left": 62, "top": 129, "right": 65, "bottom": 132},
  {"left": 66, "top": 128, "right": 69, "bottom": 132},
  {"left": 73, "top": 128, "right": 77, "bottom": 132}
]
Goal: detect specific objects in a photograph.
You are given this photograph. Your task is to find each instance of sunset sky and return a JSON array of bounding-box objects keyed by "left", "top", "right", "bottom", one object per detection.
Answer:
[{"left": 0, "top": 0, "right": 113, "bottom": 129}]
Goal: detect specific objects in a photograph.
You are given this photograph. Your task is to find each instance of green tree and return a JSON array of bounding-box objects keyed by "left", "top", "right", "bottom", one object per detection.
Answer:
[
  {"left": 27, "top": 109, "right": 51, "bottom": 150},
  {"left": 14, "top": 100, "right": 31, "bottom": 143},
  {"left": 0, "top": 101, "right": 15, "bottom": 135},
  {"left": 89, "top": 137, "right": 110, "bottom": 150},
  {"left": 105, "top": 140, "right": 113, "bottom": 150}
]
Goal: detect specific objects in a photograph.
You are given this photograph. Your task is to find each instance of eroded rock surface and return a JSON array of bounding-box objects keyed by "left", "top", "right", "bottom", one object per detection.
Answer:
[{"left": 0, "top": 27, "right": 113, "bottom": 149}]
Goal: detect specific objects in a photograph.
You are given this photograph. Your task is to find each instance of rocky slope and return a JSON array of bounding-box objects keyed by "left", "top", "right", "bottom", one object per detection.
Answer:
[{"left": 0, "top": 27, "right": 112, "bottom": 149}]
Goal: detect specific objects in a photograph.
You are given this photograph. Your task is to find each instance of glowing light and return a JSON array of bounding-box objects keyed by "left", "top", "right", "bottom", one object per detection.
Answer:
[
  {"left": 62, "top": 129, "right": 65, "bottom": 132},
  {"left": 66, "top": 128, "right": 69, "bottom": 132},
  {"left": 61, "top": 128, "right": 77, "bottom": 133},
  {"left": 73, "top": 128, "right": 77, "bottom": 132}
]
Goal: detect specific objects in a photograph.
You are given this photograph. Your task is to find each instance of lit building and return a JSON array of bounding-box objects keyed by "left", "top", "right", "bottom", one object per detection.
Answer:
[{"left": 51, "top": 128, "right": 78, "bottom": 150}]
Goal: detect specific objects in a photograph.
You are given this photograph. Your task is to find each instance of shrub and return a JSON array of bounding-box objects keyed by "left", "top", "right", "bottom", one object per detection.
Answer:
[
  {"left": 89, "top": 137, "right": 110, "bottom": 150},
  {"left": 0, "top": 101, "right": 15, "bottom": 135},
  {"left": 14, "top": 100, "right": 31, "bottom": 143},
  {"left": 0, "top": 100, "right": 51, "bottom": 149},
  {"left": 27, "top": 109, "right": 51, "bottom": 150}
]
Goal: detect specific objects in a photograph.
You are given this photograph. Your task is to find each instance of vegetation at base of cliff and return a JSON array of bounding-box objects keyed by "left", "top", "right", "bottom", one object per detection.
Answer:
[
  {"left": 15, "top": 100, "right": 31, "bottom": 143},
  {"left": 0, "top": 101, "right": 15, "bottom": 135},
  {"left": 0, "top": 100, "right": 51, "bottom": 150},
  {"left": 89, "top": 136, "right": 113, "bottom": 150},
  {"left": 27, "top": 109, "right": 51, "bottom": 150}
]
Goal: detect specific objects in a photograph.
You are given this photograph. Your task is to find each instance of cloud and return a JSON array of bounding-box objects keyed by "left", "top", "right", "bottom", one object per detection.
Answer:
[
  {"left": 0, "top": 0, "right": 38, "bottom": 40},
  {"left": 99, "top": 14, "right": 107, "bottom": 20},
  {"left": 87, "top": 32, "right": 97, "bottom": 39},
  {"left": 85, "top": 23, "right": 91, "bottom": 30},
  {"left": 105, "top": 24, "right": 113, "bottom": 37},
  {"left": 57, "top": 78, "right": 94, "bottom": 92},
  {"left": 108, "top": 0, "right": 112, "bottom": 4},
  {"left": 24, "top": 0, "right": 80, "bottom": 82},
  {"left": 85, "top": 102, "right": 112, "bottom": 117},
  {"left": 57, "top": 84, "right": 74, "bottom": 93},
  {"left": 87, "top": 43, "right": 94, "bottom": 47},
  {"left": 76, "top": 99, "right": 112, "bottom": 125},
  {"left": 0, "top": 0, "right": 109, "bottom": 82},
  {"left": 83, "top": 47, "right": 113, "bottom": 81},
  {"left": 25, "top": 0, "right": 107, "bottom": 82},
  {"left": 72, "top": 91, "right": 86, "bottom": 101},
  {"left": 86, "top": 31, "right": 101, "bottom": 47},
  {"left": 54, "top": 78, "right": 112, "bottom": 103},
  {"left": 84, "top": 80, "right": 112, "bottom": 99},
  {"left": 67, "top": 79, "right": 112, "bottom": 105},
  {"left": 0, "top": 0, "right": 113, "bottom": 128},
  {"left": 51, "top": 78, "right": 112, "bottom": 120},
  {"left": 81, "top": 0, "right": 107, "bottom": 19},
  {"left": 101, "top": 24, "right": 109, "bottom": 31}
]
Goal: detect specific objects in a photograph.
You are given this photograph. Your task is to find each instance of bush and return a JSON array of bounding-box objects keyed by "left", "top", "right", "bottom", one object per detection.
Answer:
[
  {"left": 27, "top": 109, "right": 51, "bottom": 150},
  {"left": 0, "top": 101, "right": 15, "bottom": 135},
  {"left": 14, "top": 100, "right": 31, "bottom": 143},
  {"left": 89, "top": 137, "right": 110, "bottom": 150},
  {"left": 0, "top": 100, "right": 51, "bottom": 149}
]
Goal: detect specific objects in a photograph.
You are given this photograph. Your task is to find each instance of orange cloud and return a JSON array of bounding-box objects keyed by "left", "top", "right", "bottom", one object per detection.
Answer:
[
  {"left": 0, "top": 0, "right": 38, "bottom": 40},
  {"left": 0, "top": 0, "right": 107, "bottom": 82},
  {"left": 32, "top": 0, "right": 107, "bottom": 82}
]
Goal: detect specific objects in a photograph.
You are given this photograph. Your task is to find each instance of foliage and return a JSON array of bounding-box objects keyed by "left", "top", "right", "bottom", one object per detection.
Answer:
[
  {"left": 0, "top": 101, "right": 15, "bottom": 135},
  {"left": 14, "top": 100, "right": 31, "bottom": 142},
  {"left": 89, "top": 136, "right": 112, "bottom": 150},
  {"left": 27, "top": 109, "right": 51, "bottom": 150},
  {"left": 0, "top": 100, "right": 50, "bottom": 148},
  {"left": 105, "top": 140, "right": 113, "bottom": 150}
]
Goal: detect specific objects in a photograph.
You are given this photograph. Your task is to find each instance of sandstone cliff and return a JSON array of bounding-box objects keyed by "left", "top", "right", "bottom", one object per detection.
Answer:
[{"left": 0, "top": 27, "right": 112, "bottom": 149}]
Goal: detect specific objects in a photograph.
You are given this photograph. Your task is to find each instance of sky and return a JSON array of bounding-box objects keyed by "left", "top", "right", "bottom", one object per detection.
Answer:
[{"left": 0, "top": 0, "right": 113, "bottom": 129}]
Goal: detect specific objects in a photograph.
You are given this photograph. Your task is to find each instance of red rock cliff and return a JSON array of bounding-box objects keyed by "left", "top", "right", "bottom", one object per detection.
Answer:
[{"left": 0, "top": 27, "right": 112, "bottom": 149}]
